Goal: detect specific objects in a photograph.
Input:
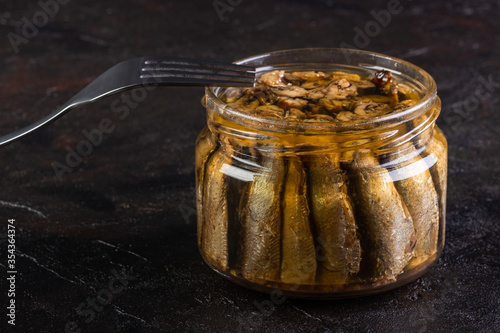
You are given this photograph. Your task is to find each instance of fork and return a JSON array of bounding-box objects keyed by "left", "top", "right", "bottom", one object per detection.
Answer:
[{"left": 0, "top": 56, "right": 256, "bottom": 147}]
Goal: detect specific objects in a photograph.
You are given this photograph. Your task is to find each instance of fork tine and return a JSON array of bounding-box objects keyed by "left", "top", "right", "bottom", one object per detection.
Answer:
[
  {"left": 142, "top": 65, "right": 255, "bottom": 78},
  {"left": 141, "top": 72, "right": 255, "bottom": 82},
  {"left": 140, "top": 71, "right": 255, "bottom": 86},
  {"left": 140, "top": 76, "right": 254, "bottom": 87},
  {"left": 143, "top": 57, "right": 255, "bottom": 72}
]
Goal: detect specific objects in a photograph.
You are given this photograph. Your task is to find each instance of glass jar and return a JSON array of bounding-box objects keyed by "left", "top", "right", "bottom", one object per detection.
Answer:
[{"left": 196, "top": 48, "right": 447, "bottom": 299}]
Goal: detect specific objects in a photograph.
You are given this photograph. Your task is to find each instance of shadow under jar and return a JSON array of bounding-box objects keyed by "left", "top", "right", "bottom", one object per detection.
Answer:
[{"left": 196, "top": 48, "right": 447, "bottom": 299}]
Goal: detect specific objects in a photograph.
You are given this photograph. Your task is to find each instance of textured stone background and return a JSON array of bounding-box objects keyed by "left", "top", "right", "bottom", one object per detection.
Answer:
[{"left": 0, "top": 0, "right": 499, "bottom": 332}]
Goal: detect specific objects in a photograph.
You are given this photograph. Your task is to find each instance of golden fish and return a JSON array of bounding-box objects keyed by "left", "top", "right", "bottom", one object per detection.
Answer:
[
  {"left": 423, "top": 127, "right": 448, "bottom": 245},
  {"left": 280, "top": 156, "right": 317, "bottom": 285},
  {"left": 201, "top": 145, "right": 230, "bottom": 270},
  {"left": 222, "top": 138, "right": 254, "bottom": 271},
  {"left": 305, "top": 153, "right": 361, "bottom": 285},
  {"left": 384, "top": 143, "right": 440, "bottom": 267},
  {"left": 239, "top": 153, "right": 285, "bottom": 282},
  {"left": 195, "top": 127, "right": 218, "bottom": 248},
  {"left": 345, "top": 150, "right": 416, "bottom": 282}
]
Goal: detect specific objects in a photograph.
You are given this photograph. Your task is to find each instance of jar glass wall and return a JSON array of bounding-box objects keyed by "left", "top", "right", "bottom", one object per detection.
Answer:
[{"left": 196, "top": 48, "right": 447, "bottom": 299}]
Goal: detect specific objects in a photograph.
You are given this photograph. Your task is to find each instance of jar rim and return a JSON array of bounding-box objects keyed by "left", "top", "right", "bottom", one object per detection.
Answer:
[{"left": 205, "top": 48, "right": 438, "bottom": 133}]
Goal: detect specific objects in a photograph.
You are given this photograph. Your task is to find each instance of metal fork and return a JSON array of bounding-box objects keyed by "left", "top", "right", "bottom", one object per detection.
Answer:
[{"left": 0, "top": 56, "right": 256, "bottom": 147}]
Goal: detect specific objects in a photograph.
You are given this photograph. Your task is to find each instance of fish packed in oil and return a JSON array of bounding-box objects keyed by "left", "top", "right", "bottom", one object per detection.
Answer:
[{"left": 196, "top": 67, "right": 444, "bottom": 291}]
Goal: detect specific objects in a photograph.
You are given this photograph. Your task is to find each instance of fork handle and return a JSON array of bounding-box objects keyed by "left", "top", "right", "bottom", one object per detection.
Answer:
[{"left": 0, "top": 84, "right": 137, "bottom": 148}]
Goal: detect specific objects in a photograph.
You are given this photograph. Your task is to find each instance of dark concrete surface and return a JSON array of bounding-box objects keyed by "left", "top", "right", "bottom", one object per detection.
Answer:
[{"left": 0, "top": 0, "right": 499, "bottom": 332}]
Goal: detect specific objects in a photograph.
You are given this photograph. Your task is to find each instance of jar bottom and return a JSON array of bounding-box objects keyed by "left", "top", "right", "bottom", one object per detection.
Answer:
[{"left": 202, "top": 250, "right": 441, "bottom": 300}]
